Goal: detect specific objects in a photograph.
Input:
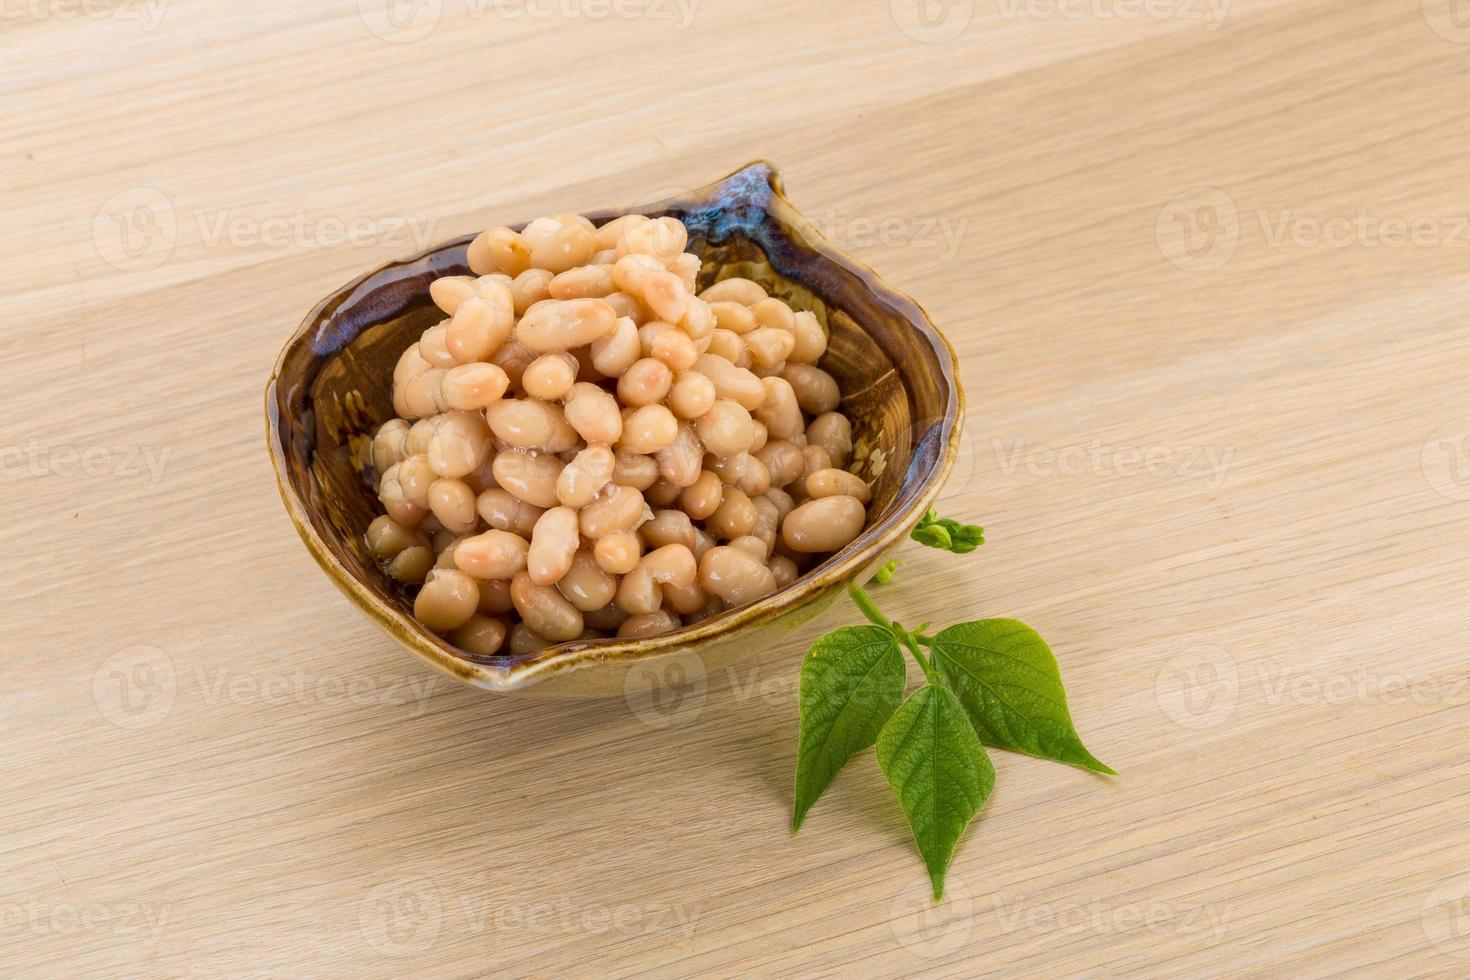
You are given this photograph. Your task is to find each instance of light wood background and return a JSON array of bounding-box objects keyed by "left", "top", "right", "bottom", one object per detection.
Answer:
[{"left": 5, "top": 0, "right": 1470, "bottom": 975}]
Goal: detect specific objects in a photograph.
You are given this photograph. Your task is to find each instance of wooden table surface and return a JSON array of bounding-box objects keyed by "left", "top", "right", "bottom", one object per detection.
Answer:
[{"left": 6, "top": 0, "right": 1470, "bottom": 975}]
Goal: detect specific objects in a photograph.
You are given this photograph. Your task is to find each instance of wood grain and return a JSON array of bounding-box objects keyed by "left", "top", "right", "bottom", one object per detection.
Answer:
[{"left": 5, "top": 0, "right": 1470, "bottom": 975}]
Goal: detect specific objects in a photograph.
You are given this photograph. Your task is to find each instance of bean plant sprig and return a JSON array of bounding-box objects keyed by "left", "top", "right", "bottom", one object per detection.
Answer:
[{"left": 792, "top": 514, "right": 1114, "bottom": 900}]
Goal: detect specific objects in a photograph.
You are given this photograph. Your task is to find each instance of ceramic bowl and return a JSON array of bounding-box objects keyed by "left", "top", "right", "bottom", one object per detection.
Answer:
[{"left": 266, "top": 162, "right": 963, "bottom": 697}]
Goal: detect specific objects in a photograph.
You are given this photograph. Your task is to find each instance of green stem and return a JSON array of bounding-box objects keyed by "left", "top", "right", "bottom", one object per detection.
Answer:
[{"left": 847, "top": 585, "right": 938, "bottom": 685}]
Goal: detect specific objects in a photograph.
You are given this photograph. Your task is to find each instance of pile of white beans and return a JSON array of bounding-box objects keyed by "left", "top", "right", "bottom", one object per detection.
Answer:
[{"left": 365, "top": 212, "right": 870, "bottom": 657}]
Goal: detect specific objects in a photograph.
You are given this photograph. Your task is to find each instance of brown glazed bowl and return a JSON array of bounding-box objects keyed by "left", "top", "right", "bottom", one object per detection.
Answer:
[{"left": 266, "top": 162, "right": 963, "bottom": 697}]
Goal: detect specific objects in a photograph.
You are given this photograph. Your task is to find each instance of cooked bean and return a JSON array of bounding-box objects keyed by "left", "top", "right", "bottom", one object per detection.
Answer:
[
  {"left": 386, "top": 544, "right": 434, "bottom": 584},
  {"left": 453, "top": 529, "right": 529, "bottom": 579},
  {"left": 511, "top": 571, "right": 583, "bottom": 641},
  {"left": 744, "top": 327, "right": 796, "bottom": 370},
  {"left": 646, "top": 479, "right": 682, "bottom": 507},
  {"left": 491, "top": 450, "right": 564, "bottom": 509},
  {"left": 612, "top": 449, "right": 660, "bottom": 490},
  {"left": 562, "top": 382, "right": 622, "bottom": 445},
  {"left": 782, "top": 363, "right": 841, "bottom": 415},
  {"left": 611, "top": 253, "right": 664, "bottom": 295},
  {"left": 709, "top": 301, "right": 756, "bottom": 335},
  {"left": 705, "top": 329, "right": 746, "bottom": 365},
  {"left": 449, "top": 614, "right": 508, "bottom": 656},
  {"left": 489, "top": 341, "right": 537, "bottom": 393},
  {"left": 791, "top": 444, "right": 833, "bottom": 498},
  {"left": 695, "top": 399, "right": 754, "bottom": 457},
  {"left": 708, "top": 487, "right": 756, "bottom": 540},
  {"left": 678, "top": 470, "right": 723, "bottom": 520},
  {"left": 699, "top": 277, "right": 766, "bottom": 306},
  {"left": 618, "top": 357, "right": 674, "bottom": 407},
  {"left": 601, "top": 292, "right": 646, "bottom": 326},
  {"left": 508, "top": 623, "right": 553, "bottom": 655},
  {"left": 693, "top": 355, "right": 765, "bottom": 410},
  {"left": 698, "top": 546, "right": 777, "bottom": 606},
  {"left": 579, "top": 484, "right": 646, "bottom": 538},
  {"left": 527, "top": 506, "right": 579, "bottom": 586},
  {"left": 807, "top": 412, "right": 854, "bottom": 469},
  {"left": 649, "top": 326, "right": 697, "bottom": 371},
  {"left": 640, "top": 509, "right": 695, "bottom": 550},
  {"left": 660, "top": 579, "right": 709, "bottom": 615},
  {"left": 555, "top": 445, "right": 615, "bottom": 508},
  {"left": 789, "top": 310, "right": 827, "bottom": 363},
  {"left": 805, "top": 467, "right": 870, "bottom": 503},
  {"left": 404, "top": 417, "right": 442, "bottom": 456},
  {"left": 428, "top": 411, "right": 493, "bottom": 478},
  {"left": 656, "top": 423, "right": 703, "bottom": 487},
  {"left": 428, "top": 478, "right": 478, "bottom": 533},
  {"left": 415, "top": 569, "right": 480, "bottom": 632},
  {"left": 617, "top": 544, "right": 697, "bottom": 615},
  {"left": 485, "top": 399, "right": 579, "bottom": 452},
  {"left": 477, "top": 576, "right": 514, "bottom": 614},
  {"left": 480, "top": 227, "right": 533, "bottom": 277},
  {"left": 678, "top": 294, "right": 714, "bottom": 340},
  {"left": 752, "top": 297, "right": 796, "bottom": 333},
  {"left": 670, "top": 251, "right": 701, "bottom": 290},
  {"left": 729, "top": 535, "right": 768, "bottom": 561},
  {"left": 521, "top": 217, "right": 596, "bottom": 274},
  {"left": 593, "top": 529, "right": 641, "bottom": 574},
  {"left": 509, "top": 268, "right": 554, "bottom": 314},
  {"left": 619, "top": 404, "right": 678, "bottom": 454},
  {"left": 394, "top": 345, "right": 430, "bottom": 387},
  {"left": 712, "top": 452, "right": 770, "bottom": 497},
  {"left": 399, "top": 367, "right": 448, "bottom": 419},
  {"left": 366, "top": 514, "right": 423, "bottom": 560},
  {"left": 618, "top": 216, "right": 688, "bottom": 263},
  {"left": 447, "top": 292, "right": 514, "bottom": 364},
  {"left": 475, "top": 488, "right": 544, "bottom": 537},
  {"left": 668, "top": 371, "right": 716, "bottom": 420},
  {"left": 781, "top": 495, "right": 866, "bottom": 552},
  {"left": 397, "top": 454, "right": 436, "bottom": 508},
  {"left": 764, "top": 486, "right": 796, "bottom": 522},
  {"left": 589, "top": 315, "right": 642, "bottom": 376},
  {"left": 556, "top": 550, "right": 617, "bottom": 611},
  {"left": 617, "top": 610, "right": 679, "bottom": 638},
  {"left": 771, "top": 555, "right": 798, "bottom": 588},
  {"left": 372, "top": 419, "right": 411, "bottom": 474},
  {"left": 548, "top": 264, "right": 616, "bottom": 300},
  {"left": 521, "top": 352, "right": 579, "bottom": 401},
  {"left": 516, "top": 299, "right": 616, "bottom": 352},
  {"left": 595, "top": 214, "right": 649, "bottom": 251},
  {"left": 430, "top": 276, "right": 477, "bottom": 315},
  {"left": 641, "top": 269, "right": 689, "bottom": 324},
  {"left": 441, "top": 362, "right": 510, "bottom": 411}
]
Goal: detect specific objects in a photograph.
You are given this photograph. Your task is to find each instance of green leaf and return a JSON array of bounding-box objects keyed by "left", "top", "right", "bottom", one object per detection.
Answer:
[
  {"left": 792, "top": 626, "right": 907, "bottom": 832},
  {"left": 930, "top": 620, "right": 1115, "bottom": 775},
  {"left": 910, "top": 509, "right": 984, "bottom": 554},
  {"left": 877, "top": 684, "right": 995, "bottom": 900}
]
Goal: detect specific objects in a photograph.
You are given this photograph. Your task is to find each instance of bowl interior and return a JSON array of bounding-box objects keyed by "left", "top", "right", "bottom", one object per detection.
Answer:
[{"left": 268, "top": 163, "right": 959, "bottom": 678}]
